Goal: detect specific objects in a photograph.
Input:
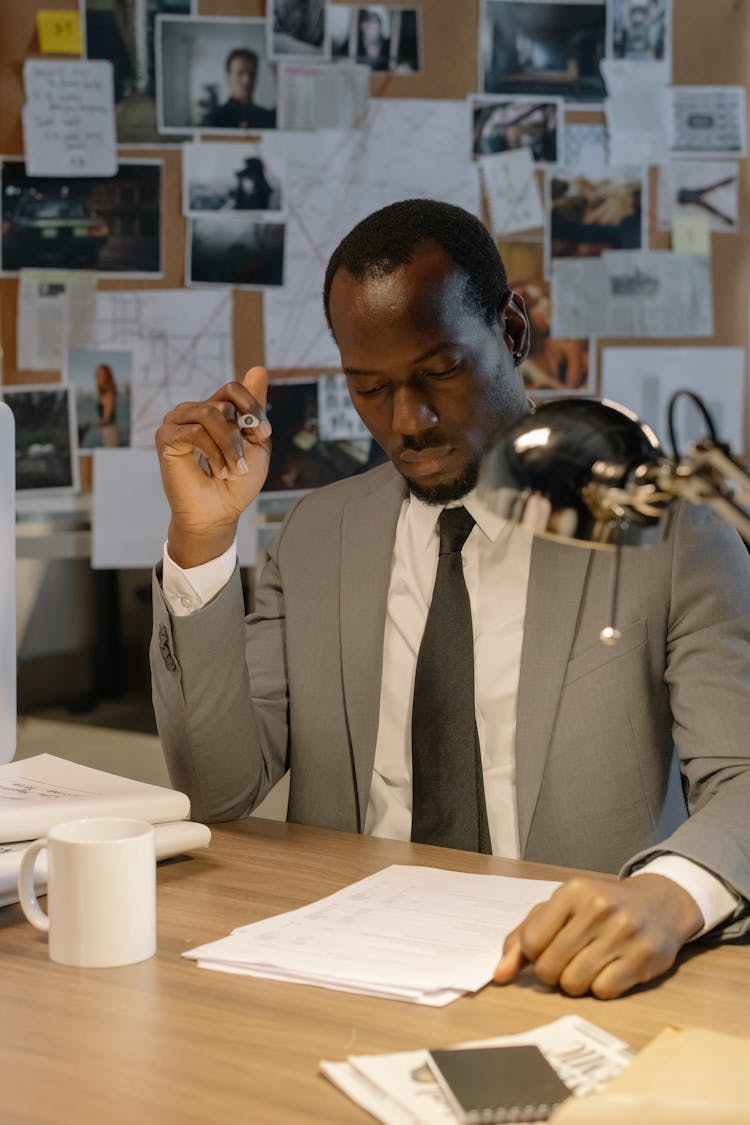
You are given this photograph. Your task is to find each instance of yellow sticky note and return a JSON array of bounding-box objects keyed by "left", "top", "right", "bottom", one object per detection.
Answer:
[
  {"left": 36, "top": 10, "right": 83, "bottom": 55},
  {"left": 671, "top": 213, "right": 712, "bottom": 256}
]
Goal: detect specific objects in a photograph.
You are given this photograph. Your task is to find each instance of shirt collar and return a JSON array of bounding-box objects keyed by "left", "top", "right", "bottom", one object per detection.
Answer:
[{"left": 406, "top": 487, "right": 510, "bottom": 549}]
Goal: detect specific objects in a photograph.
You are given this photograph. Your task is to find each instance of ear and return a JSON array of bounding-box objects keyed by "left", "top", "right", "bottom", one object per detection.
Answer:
[{"left": 499, "top": 291, "right": 531, "bottom": 366}]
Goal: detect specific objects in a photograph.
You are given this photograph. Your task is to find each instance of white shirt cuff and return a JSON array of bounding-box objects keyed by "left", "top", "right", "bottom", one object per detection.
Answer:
[
  {"left": 631, "top": 854, "right": 739, "bottom": 938},
  {"left": 161, "top": 539, "right": 237, "bottom": 617}
]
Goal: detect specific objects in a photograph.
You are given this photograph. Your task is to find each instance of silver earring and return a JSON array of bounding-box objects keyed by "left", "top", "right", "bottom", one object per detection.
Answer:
[{"left": 513, "top": 351, "right": 523, "bottom": 361}]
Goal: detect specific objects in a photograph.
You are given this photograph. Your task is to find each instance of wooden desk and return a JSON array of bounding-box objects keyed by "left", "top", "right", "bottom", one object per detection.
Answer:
[{"left": 2, "top": 819, "right": 749, "bottom": 1125}]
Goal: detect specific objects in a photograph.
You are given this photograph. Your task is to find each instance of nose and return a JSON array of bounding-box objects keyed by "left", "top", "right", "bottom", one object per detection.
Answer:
[{"left": 391, "top": 383, "right": 438, "bottom": 436}]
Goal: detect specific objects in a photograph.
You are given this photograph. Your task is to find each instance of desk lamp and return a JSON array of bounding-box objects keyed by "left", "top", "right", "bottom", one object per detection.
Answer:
[{"left": 479, "top": 392, "right": 750, "bottom": 645}]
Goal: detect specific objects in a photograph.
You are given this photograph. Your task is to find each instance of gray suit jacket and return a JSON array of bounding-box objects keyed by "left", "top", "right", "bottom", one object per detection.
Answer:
[{"left": 152, "top": 463, "right": 750, "bottom": 936}]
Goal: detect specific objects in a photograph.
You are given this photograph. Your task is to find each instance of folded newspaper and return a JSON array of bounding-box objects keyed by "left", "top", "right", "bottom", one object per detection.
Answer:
[
  {"left": 0, "top": 754, "right": 209, "bottom": 907},
  {"left": 320, "top": 1015, "right": 635, "bottom": 1125}
]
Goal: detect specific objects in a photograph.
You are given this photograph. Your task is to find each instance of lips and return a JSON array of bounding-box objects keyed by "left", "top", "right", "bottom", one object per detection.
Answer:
[{"left": 397, "top": 445, "right": 453, "bottom": 476}]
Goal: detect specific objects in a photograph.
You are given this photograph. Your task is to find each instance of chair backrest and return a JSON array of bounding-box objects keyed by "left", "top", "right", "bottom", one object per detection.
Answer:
[{"left": 0, "top": 402, "right": 16, "bottom": 762}]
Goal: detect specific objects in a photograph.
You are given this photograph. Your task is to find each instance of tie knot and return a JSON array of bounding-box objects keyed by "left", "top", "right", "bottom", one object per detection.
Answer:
[{"left": 438, "top": 506, "right": 475, "bottom": 556}]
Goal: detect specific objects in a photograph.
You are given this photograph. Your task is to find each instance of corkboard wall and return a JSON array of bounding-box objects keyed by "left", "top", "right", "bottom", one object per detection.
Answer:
[{"left": 1, "top": 0, "right": 749, "bottom": 443}]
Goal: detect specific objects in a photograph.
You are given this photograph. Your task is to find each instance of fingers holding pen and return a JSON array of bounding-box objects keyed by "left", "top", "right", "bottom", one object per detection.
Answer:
[{"left": 158, "top": 370, "right": 273, "bottom": 479}]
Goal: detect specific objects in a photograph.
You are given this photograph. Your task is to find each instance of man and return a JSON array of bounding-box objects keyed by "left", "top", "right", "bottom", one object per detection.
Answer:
[
  {"left": 152, "top": 199, "right": 750, "bottom": 999},
  {"left": 202, "top": 49, "right": 276, "bottom": 130}
]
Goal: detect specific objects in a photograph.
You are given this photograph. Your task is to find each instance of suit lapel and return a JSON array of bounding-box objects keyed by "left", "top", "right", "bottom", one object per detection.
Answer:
[
  {"left": 515, "top": 535, "right": 593, "bottom": 855},
  {"left": 340, "top": 468, "right": 406, "bottom": 829}
]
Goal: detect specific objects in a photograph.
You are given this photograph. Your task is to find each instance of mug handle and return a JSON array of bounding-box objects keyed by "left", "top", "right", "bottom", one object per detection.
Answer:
[{"left": 18, "top": 840, "right": 50, "bottom": 932}]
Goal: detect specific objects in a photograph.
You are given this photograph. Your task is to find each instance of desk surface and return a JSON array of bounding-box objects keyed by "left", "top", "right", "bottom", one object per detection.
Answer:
[{"left": 3, "top": 819, "right": 750, "bottom": 1125}]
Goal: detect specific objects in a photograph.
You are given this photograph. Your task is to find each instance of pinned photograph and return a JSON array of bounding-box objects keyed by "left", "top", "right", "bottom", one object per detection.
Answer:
[
  {"left": 268, "top": 0, "right": 328, "bottom": 61},
  {"left": 498, "top": 239, "right": 591, "bottom": 392},
  {"left": 658, "top": 161, "right": 739, "bottom": 233},
  {"left": 330, "top": 5, "right": 421, "bottom": 72},
  {"left": 157, "top": 16, "right": 277, "bottom": 133},
  {"left": 470, "top": 95, "right": 563, "bottom": 163},
  {"left": 547, "top": 167, "right": 645, "bottom": 263},
  {"left": 262, "top": 378, "right": 387, "bottom": 497},
  {"left": 1, "top": 385, "right": 78, "bottom": 493},
  {"left": 182, "top": 141, "right": 284, "bottom": 217},
  {"left": 0, "top": 159, "right": 162, "bottom": 276},
  {"left": 481, "top": 0, "right": 606, "bottom": 104},
  {"left": 64, "top": 345, "right": 133, "bottom": 453},
  {"left": 83, "top": 0, "right": 192, "bottom": 146},
  {"left": 329, "top": 5, "right": 354, "bottom": 58},
  {"left": 607, "top": 0, "right": 669, "bottom": 64},
  {"left": 188, "top": 217, "right": 285, "bottom": 288}
]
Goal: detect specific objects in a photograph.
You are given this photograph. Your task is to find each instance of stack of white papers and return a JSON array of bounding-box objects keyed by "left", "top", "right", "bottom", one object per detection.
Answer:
[
  {"left": 321, "top": 1016, "right": 635, "bottom": 1125},
  {"left": 0, "top": 754, "right": 209, "bottom": 907},
  {"left": 183, "top": 864, "right": 560, "bottom": 1006}
]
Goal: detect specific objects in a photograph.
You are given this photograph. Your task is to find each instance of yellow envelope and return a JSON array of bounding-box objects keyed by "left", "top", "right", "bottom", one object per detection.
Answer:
[{"left": 549, "top": 1026, "right": 750, "bottom": 1124}]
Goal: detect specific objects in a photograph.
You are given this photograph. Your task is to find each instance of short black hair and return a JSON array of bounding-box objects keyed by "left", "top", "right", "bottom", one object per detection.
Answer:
[
  {"left": 323, "top": 199, "right": 508, "bottom": 333},
  {"left": 225, "top": 48, "right": 259, "bottom": 72}
]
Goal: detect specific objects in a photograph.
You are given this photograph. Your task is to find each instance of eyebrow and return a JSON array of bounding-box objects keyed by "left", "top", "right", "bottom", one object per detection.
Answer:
[{"left": 343, "top": 342, "right": 456, "bottom": 378}]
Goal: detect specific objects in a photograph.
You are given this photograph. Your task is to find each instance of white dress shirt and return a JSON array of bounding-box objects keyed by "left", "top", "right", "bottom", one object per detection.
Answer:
[{"left": 161, "top": 491, "right": 738, "bottom": 935}]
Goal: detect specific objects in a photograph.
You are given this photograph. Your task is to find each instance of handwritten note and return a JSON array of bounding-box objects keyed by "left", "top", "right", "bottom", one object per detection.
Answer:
[
  {"left": 479, "top": 148, "right": 543, "bottom": 237},
  {"left": 22, "top": 59, "right": 117, "bottom": 177},
  {"left": 36, "top": 10, "right": 83, "bottom": 55}
]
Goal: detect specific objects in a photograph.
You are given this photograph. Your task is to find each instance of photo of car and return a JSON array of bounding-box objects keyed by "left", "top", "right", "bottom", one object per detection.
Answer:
[
  {"left": 1, "top": 194, "right": 109, "bottom": 270},
  {"left": 0, "top": 159, "right": 162, "bottom": 276}
]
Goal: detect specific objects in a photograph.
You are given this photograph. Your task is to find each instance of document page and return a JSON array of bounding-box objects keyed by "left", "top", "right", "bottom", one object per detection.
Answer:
[{"left": 184, "top": 864, "right": 560, "bottom": 1004}]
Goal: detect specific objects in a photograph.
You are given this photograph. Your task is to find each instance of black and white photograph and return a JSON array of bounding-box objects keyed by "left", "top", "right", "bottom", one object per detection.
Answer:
[
  {"left": 157, "top": 16, "right": 278, "bottom": 133},
  {"left": 262, "top": 379, "right": 387, "bottom": 496},
  {"left": 547, "top": 167, "right": 646, "bottom": 263},
  {"left": 481, "top": 0, "right": 606, "bottom": 103},
  {"left": 188, "top": 216, "right": 285, "bottom": 288},
  {"left": 182, "top": 141, "right": 284, "bottom": 218},
  {"left": 268, "top": 0, "right": 328, "bottom": 61},
  {"left": 0, "top": 159, "right": 162, "bottom": 276},
  {"left": 1, "top": 385, "right": 78, "bottom": 493},
  {"left": 470, "top": 95, "right": 563, "bottom": 163},
  {"left": 64, "top": 345, "right": 133, "bottom": 453},
  {"left": 330, "top": 5, "right": 421, "bottom": 73},
  {"left": 82, "top": 0, "right": 192, "bottom": 146},
  {"left": 608, "top": 0, "right": 669, "bottom": 62}
]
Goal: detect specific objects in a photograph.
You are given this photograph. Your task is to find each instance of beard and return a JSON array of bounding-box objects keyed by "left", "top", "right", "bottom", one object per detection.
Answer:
[{"left": 404, "top": 455, "right": 481, "bottom": 506}]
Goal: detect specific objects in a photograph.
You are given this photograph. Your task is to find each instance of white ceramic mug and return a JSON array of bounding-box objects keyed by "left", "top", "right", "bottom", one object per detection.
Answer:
[{"left": 18, "top": 817, "right": 156, "bottom": 968}]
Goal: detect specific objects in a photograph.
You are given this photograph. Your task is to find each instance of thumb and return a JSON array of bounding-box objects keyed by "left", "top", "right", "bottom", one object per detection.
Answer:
[
  {"left": 492, "top": 931, "right": 527, "bottom": 984},
  {"left": 242, "top": 364, "right": 268, "bottom": 408}
]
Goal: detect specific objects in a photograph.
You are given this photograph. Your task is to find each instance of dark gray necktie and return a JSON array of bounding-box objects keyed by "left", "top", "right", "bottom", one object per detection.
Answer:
[{"left": 410, "top": 506, "right": 492, "bottom": 854}]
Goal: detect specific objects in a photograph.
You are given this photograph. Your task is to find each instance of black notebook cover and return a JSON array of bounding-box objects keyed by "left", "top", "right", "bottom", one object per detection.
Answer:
[{"left": 427, "top": 1043, "right": 572, "bottom": 1124}]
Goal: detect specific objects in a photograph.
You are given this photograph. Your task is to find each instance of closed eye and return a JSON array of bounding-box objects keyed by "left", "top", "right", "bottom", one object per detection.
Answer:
[{"left": 421, "top": 360, "right": 462, "bottom": 379}]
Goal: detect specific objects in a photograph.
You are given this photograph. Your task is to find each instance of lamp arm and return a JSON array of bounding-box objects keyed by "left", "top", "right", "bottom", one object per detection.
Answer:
[{"left": 664, "top": 443, "right": 750, "bottom": 544}]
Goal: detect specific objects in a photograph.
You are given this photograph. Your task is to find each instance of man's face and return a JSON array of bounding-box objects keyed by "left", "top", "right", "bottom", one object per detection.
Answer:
[
  {"left": 227, "top": 57, "right": 257, "bottom": 102},
  {"left": 329, "top": 243, "right": 528, "bottom": 504}
]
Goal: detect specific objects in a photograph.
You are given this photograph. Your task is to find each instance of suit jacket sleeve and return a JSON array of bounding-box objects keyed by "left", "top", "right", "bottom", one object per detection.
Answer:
[
  {"left": 620, "top": 502, "right": 750, "bottom": 939},
  {"left": 150, "top": 525, "right": 291, "bottom": 825}
]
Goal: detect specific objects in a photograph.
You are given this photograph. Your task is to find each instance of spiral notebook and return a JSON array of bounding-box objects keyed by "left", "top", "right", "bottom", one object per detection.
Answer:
[{"left": 427, "top": 1044, "right": 572, "bottom": 1124}]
